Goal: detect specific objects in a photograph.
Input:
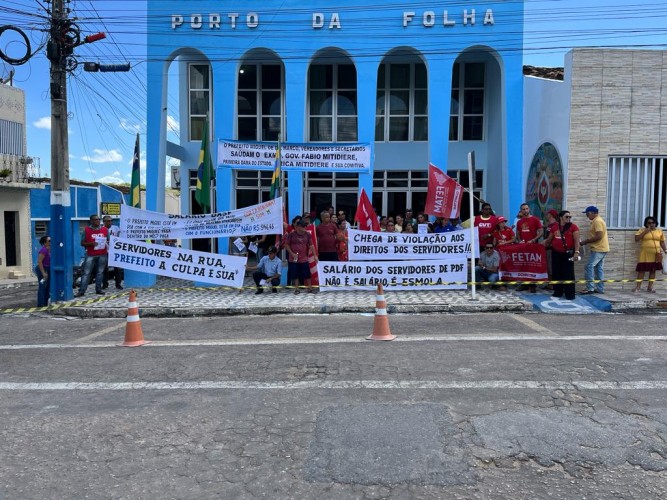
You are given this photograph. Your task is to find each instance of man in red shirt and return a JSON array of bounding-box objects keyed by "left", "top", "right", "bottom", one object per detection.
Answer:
[
  {"left": 285, "top": 221, "right": 318, "bottom": 294},
  {"left": 316, "top": 211, "right": 339, "bottom": 261},
  {"left": 515, "top": 203, "right": 543, "bottom": 243},
  {"left": 76, "top": 214, "right": 109, "bottom": 297},
  {"left": 514, "top": 203, "right": 543, "bottom": 292},
  {"left": 475, "top": 203, "right": 498, "bottom": 251}
]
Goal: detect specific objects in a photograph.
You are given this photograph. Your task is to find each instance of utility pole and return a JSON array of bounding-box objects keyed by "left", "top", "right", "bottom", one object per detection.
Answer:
[
  {"left": 45, "top": 0, "right": 107, "bottom": 301},
  {"left": 48, "top": 0, "right": 74, "bottom": 301}
]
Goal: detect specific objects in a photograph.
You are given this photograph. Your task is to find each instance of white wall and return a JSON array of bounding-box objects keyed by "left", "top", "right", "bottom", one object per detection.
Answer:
[{"left": 522, "top": 75, "right": 571, "bottom": 201}]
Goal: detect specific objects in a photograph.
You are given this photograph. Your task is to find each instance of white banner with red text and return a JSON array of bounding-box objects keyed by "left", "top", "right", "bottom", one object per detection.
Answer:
[
  {"left": 120, "top": 198, "right": 283, "bottom": 241},
  {"left": 108, "top": 236, "right": 247, "bottom": 287},
  {"left": 497, "top": 243, "right": 548, "bottom": 281},
  {"left": 317, "top": 259, "right": 468, "bottom": 291},
  {"left": 347, "top": 228, "right": 477, "bottom": 261}
]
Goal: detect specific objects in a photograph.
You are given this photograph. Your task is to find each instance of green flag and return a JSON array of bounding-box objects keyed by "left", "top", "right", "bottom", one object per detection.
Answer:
[
  {"left": 195, "top": 119, "right": 213, "bottom": 212},
  {"left": 130, "top": 133, "right": 141, "bottom": 208}
]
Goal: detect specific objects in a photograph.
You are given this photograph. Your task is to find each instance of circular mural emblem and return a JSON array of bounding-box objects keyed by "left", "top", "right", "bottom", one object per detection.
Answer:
[
  {"left": 537, "top": 171, "right": 550, "bottom": 207},
  {"left": 525, "top": 142, "right": 563, "bottom": 219}
]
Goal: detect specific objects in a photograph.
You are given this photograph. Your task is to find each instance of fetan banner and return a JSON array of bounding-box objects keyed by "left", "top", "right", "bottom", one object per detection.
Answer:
[
  {"left": 120, "top": 198, "right": 283, "bottom": 240},
  {"left": 218, "top": 140, "right": 371, "bottom": 172},
  {"left": 317, "top": 259, "right": 468, "bottom": 291},
  {"left": 108, "top": 236, "right": 247, "bottom": 287},
  {"left": 347, "top": 228, "right": 478, "bottom": 261},
  {"left": 497, "top": 243, "right": 549, "bottom": 281},
  {"left": 424, "top": 163, "right": 464, "bottom": 219}
]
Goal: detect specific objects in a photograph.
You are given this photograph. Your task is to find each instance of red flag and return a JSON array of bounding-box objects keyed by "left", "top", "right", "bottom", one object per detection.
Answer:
[
  {"left": 306, "top": 223, "right": 319, "bottom": 287},
  {"left": 354, "top": 188, "right": 381, "bottom": 231},
  {"left": 425, "top": 163, "right": 464, "bottom": 218}
]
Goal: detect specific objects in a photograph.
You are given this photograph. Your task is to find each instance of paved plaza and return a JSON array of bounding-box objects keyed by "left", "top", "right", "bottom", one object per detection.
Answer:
[{"left": 0, "top": 275, "right": 659, "bottom": 317}]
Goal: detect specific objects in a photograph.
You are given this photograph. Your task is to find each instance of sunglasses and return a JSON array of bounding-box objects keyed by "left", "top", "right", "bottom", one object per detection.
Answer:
[{"left": 563, "top": 216, "right": 572, "bottom": 219}]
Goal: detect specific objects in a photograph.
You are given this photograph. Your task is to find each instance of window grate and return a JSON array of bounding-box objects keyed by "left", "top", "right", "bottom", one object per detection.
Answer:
[{"left": 607, "top": 156, "right": 666, "bottom": 229}]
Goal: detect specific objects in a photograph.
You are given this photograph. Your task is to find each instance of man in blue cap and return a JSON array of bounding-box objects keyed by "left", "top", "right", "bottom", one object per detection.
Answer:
[{"left": 579, "top": 206, "right": 609, "bottom": 294}]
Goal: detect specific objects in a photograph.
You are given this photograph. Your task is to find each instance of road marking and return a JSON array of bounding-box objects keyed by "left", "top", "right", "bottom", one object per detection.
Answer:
[
  {"left": 72, "top": 322, "right": 126, "bottom": 343},
  {"left": 510, "top": 315, "right": 555, "bottom": 334},
  {"left": 1, "top": 334, "right": 666, "bottom": 350},
  {"left": 0, "top": 380, "right": 666, "bottom": 391}
]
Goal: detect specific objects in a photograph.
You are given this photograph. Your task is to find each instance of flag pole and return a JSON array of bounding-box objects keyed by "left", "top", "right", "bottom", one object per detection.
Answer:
[{"left": 468, "top": 152, "right": 477, "bottom": 300}]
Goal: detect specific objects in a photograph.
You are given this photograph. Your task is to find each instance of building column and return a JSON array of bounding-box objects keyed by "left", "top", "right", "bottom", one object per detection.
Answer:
[
  {"left": 284, "top": 60, "right": 309, "bottom": 221},
  {"left": 356, "top": 59, "right": 381, "bottom": 198},
  {"left": 146, "top": 59, "right": 168, "bottom": 213},
  {"left": 213, "top": 60, "right": 237, "bottom": 256},
  {"left": 427, "top": 55, "right": 455, "bottom": 171}
]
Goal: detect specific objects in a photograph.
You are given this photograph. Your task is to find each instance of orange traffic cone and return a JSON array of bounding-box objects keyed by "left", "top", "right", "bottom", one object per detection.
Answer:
[
  {"left": 366, "top": 283, "right": 396, "bottom": 341},
  {"left": 120, "top": 290, "right": 150, "bottom": 347}
]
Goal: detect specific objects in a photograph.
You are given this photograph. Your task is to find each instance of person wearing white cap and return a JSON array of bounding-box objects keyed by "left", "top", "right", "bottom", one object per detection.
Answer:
[{"left": 579, "top": 206, "right": 609, "bottom": 294}]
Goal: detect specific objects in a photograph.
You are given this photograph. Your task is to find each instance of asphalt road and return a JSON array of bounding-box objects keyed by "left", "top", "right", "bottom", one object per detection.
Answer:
[{"left": 1, "top": 312, "right": 666, "bottom": 499}]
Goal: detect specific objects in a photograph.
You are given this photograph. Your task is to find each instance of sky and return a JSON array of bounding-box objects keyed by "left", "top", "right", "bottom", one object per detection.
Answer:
[{"left": 1, "top": 0, "right": 666, "bottom": 188}]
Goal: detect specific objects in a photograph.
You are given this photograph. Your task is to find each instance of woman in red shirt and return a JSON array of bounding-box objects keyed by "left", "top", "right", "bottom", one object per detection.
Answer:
[
  {"left": 544, "top": 210, "right": 581, "bottom": 300},
  {"left": 492, "top": 216, "right": 515, "bottom": 247}
]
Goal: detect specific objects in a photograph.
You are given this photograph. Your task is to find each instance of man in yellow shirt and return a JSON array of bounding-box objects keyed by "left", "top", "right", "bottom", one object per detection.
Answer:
[{"left": 579, "top": 206, "right": 609, "bottom": 294}]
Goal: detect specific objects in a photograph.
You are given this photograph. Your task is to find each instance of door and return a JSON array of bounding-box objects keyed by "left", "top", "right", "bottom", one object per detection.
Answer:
[
  {"left": 307, "top": 192, "right": 357, "bottom": 221},
  {"left": 4, "top": 211, "right": 18, "bottom": 266}
]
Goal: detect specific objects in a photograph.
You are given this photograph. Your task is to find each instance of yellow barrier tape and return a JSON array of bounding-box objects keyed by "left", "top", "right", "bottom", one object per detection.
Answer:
[
  {"left": 1, "top": 277, "right": 666, "bottom": 315},
  {"left": 0, "top": 291, "right": 127, "bottom": 315}
]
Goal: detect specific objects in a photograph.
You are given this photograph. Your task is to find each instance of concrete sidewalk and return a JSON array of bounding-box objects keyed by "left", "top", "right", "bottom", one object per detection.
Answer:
[{"left": 32, "top": 276, "right": 667, "bottom": 317}]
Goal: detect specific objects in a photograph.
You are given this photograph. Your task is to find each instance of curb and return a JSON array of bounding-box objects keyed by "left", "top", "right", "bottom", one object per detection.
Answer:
[{"left": 51, "top": 301, "right": 535, "bottom": 318}]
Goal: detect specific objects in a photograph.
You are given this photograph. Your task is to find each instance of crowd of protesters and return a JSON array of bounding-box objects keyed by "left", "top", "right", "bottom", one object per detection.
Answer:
[{"left": 241, "top": 199, "right": 667, "bottom": 297}]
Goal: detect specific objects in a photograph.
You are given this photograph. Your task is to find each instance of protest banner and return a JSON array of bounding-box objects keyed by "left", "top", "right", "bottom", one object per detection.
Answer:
[
  {"left": 347, "top": 228, "right": 477, "bottom": 261},
  {"left": 120, "top": 198, "right": 283, "bottom": 241},
  {"left": 497, "top": 243, "right": 548, "bottom": 281},
  {"left": 218, "top": 140, "right": 371, "bottom": 172},
  {"left": 108, "top": 236, "right": 247, "bottom": 287},
  {"left": 317, "top": 259, "right": 467, "bottom": 291}
]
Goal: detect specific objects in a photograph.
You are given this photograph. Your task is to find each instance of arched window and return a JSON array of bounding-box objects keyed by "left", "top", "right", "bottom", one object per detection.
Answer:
[
  {"left": 449, "top": 62, "right": 485, "bottom": 141},
  {"left": 237, "top": 63, "right": 284, "bottom": 141},
  {"left": 375, "top": 62, "right": 428, "bottom": 142},
  {"left": 188, "top": 63, "right": 211, "bottom": 141},
  {"left": 308, "top": 63, "right": 357, "bottom": 142}
]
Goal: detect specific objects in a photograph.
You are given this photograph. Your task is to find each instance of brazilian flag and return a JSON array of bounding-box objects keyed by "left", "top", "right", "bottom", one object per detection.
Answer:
[
  {"left": 270, "top": 143, "right": 281, "bottom": 199},
  {"left": 195, "top": 119, "right": 214, "bottom": 212}
]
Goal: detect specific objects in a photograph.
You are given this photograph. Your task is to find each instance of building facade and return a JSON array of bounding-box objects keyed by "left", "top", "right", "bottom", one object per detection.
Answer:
[
  {"left": 522, "top": 48, "right": 667, "bottom": 282},
  {"left": 147, "top": 0, "right": 526, "bottom": 249},
  {"left": 0, "top": 83, "right": 41, "bottom": 279},
  {"left": 145, "top": 3, "right": 666, "bottom": 282},
  {"left": 564, "top": 49, "right": 667, "bottom": 285}
]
